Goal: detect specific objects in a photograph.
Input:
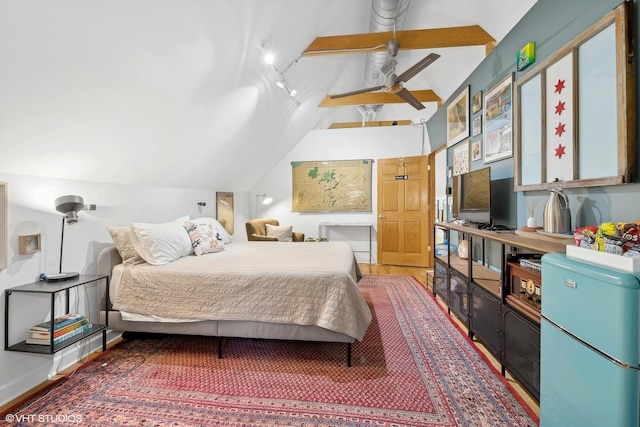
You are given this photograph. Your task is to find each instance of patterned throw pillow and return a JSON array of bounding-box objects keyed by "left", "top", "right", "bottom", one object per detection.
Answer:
[
  {"left": 184, "top": 221, "right": 225, "bottom": 255},
  {"left": 106, "top": 226, "right": 144, "bottom": 265}
]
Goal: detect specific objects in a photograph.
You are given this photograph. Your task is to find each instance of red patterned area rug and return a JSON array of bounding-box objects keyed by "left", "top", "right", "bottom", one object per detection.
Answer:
[{"left": 4, "top": 275, "right": 538, "bottom": 426}]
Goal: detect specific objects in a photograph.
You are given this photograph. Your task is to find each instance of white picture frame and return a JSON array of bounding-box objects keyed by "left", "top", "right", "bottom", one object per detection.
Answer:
[
  {"left": 453, "top": 141, "right": 470, "bottom": 176},
  {"left": 472, "top": 116, "right": 482, "bottom": 137},
  {"left": 483, "top": 74, "right": 513, "bottom": 163}
]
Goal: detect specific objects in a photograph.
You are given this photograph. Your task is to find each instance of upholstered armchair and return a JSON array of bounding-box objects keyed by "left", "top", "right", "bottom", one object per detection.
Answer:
[{"left": 245, "top": 218, "right": 304, "bottom": 242}]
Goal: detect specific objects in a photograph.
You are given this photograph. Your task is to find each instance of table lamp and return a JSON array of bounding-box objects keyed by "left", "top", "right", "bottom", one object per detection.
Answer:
[{"left": 46, "top": 195, "right": 84, "bottom": 282}]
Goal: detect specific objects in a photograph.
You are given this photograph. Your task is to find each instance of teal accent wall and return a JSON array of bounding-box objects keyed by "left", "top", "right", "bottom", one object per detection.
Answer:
[{"left": 428, "top": 0, "right": 640, "bottom": 229}]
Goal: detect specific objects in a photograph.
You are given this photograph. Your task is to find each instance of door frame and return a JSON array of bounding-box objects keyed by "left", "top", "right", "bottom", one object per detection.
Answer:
[{"left": 427, "top": 144, "right": 448, "bottom": 268}]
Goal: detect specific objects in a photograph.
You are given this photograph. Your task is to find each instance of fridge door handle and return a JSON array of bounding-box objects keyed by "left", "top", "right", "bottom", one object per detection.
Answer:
[
  {"left": 564, "top": 279, "right": 577, "bottom": 288},
  {"left": 542, "top": 315, "right": 640, "bottom": 371}
]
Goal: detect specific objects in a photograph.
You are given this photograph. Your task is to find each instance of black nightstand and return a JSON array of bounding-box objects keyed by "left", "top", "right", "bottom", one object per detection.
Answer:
[{"left": 4, "top": 275, "right": 109, "bottom": 354}]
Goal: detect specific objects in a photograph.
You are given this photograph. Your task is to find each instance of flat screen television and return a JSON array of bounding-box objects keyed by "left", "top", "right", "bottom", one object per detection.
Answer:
[{"left": 452, "top": 167, "right": 491, "bottom": 225}]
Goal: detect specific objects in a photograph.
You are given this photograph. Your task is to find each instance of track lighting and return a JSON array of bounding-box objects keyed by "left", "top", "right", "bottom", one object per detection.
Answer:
[
  {"left": 275, "top": 79, "right": 297, "bottom": 97},
  {"left": 260, "top": 42, "right": 302, "bottom": 108},
  {"left": 263, "top": 52, "right": 275, "bottom": 65}
]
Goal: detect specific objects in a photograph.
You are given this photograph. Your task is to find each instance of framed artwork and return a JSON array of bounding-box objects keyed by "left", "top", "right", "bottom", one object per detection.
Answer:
[
  {"left": 19, "top": 233, "right": 41, "bottom": 255},
  {"left": 453, "top": 141, "right": 470, "bottom": 176},
  {"left": 472, "top": 116, "right": 482, "bottom": 137},
  {"left": 471, "top": 140, "right": 482, "bottom": 162},
  {"left": 483, "top": 74, "right": 513, "bottom": 163},
  {"left": 472, "top": 90, "right": 482, "bottom": 113},
  {"left": 446, "top": 86, "right": 470, "bottom": 147},
  {"left": 215, "top": 192, "right": 234, "bottom": 234},
  {"left": 291, "top": 159, "right": 373, "bottom": 212},
  {"left": 513, "top": 2, "right": 634, "bottom": 191},
  {"left": 0, "top": 182, "right": 6, "bottom": 269}
]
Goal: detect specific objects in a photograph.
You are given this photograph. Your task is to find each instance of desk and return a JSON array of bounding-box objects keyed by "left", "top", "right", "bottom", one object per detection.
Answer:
[{"left": 318, "top": 222, "right": 373, "bottom": 264}]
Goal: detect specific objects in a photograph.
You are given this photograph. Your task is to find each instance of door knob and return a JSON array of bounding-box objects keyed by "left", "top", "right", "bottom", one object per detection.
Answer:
[{"left": 379, "top": 214, "right": 385, "bottom": 219}]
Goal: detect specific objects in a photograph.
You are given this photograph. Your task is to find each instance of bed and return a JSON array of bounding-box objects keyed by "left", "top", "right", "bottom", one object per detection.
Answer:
[{"left": 98, "top": 236, "right": 372, "bottom": 366}]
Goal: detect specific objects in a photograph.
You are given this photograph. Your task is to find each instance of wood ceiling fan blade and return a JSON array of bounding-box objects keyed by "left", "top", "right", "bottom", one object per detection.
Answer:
[
  {"left": 319, "top": 90, "right": 441, "bottom": 107},
  {"left": 302, "top": 27, "right": 496, "bottom": 57},
  {"left": 329, "top": 85, "right": 385, "bottom": 99},
  {"left": 395, "top": 88, "right": 425, "bottom": 110},
  {"left": 395, "top": 53, "right": 441, "bottom": 83}
]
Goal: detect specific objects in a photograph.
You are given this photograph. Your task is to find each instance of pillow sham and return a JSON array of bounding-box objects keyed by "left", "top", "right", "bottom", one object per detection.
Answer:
[
  {"left": 106, "top": 226, "right": 144, "bottom": 265},
  {"left": 265, "top": 224, "right": 293, "bottom": 242},
  {"left": 184, "top": 221, "right": 225, "bottom": 255},
  {"left": 191, "top": 217, "right": 233, "bottom": 243},
  {"left": 130, "top": 218, "right": 192, "bottom": 265}
]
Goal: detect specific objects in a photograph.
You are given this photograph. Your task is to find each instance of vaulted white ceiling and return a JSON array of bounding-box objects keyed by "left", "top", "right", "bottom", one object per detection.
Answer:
[{"left": 0, "top": 0, "right": 536, "bottom": 191}]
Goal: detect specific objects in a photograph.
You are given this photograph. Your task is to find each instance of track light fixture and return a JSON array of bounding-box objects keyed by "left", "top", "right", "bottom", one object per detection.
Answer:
[
  {"left": 275, "top": 79, "right": 298, "bottom": 98},
  {"left": 260, "top": 42, "right": 303, "bottom": 109},
  {"left": 263, "top": 52, "right": 275, "bottom": 65}
]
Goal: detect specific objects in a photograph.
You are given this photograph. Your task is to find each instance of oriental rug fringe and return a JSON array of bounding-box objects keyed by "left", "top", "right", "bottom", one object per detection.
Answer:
[{"left": 4, "top": 275, "right": 538, "bottom": 426}]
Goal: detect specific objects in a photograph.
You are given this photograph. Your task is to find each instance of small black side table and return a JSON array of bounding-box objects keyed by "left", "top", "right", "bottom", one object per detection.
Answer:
[{"left": 4, "top": 274, "right": 109, "bottom": 354}]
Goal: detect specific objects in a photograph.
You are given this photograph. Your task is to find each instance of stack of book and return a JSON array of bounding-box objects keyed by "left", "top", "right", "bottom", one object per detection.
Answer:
[{"left": 26, "top": 313, "right": 92, "bottom": 346}]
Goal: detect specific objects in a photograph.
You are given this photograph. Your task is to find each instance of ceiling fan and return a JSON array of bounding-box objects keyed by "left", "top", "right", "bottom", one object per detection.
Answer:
[{"left": 328, "top": 38, "right": 440, "bottom": 110}]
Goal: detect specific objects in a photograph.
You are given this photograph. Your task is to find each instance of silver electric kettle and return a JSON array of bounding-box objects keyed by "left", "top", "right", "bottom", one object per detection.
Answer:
[{"left": 543, "top": 188, "right": 571, "bottom": 234}]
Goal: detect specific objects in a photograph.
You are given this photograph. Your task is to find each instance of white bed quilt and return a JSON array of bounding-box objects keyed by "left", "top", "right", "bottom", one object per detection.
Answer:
[{"left": 112, "top": 242, "right": 372, "bottom": 341}]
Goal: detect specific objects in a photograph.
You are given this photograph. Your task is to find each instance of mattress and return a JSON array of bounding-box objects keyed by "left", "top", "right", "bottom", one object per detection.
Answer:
[{"left": 110, "top": 241, "right": 371, "bottom": 341}]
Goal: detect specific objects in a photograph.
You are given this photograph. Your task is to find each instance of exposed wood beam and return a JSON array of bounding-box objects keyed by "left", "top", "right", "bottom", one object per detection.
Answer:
[
  {"left": 319, "top": 90, "right": 442, "bottom": 108},
  {"left": 303, "top": 26, "right": 496, "bottom": 57},
  {"left": 328, "top": 120, "right": 412, "bottom": 129}
]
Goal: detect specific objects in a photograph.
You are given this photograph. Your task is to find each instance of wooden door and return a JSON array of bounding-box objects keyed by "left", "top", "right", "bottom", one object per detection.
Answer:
[{"left": 377, "top": 155, "right": 431, "bottom": 267}]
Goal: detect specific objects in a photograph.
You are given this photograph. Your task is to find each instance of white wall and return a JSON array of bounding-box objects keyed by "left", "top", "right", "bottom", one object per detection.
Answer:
[
  {"left": 251, "top": 125, "right": 431, "bottom": 262},
  {"left": 0, "top": 172, "right": 249, "bottom": 406}
]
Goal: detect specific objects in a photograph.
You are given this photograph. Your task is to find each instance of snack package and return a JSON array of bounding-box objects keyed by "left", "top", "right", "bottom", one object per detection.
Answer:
[
  {"left": 596, "top": 222, "right": 624, "bottom": 255},
  {"left": 619, "top": 221, "right": 640, "bottom": 254},
  {"left": 573, "top": 225, "right": 598, "bottom": 249}
]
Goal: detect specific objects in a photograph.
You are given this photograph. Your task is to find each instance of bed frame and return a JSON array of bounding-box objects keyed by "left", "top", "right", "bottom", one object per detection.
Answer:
[{"left": 97, "top": 246, "right": 355, "bottom": 366}]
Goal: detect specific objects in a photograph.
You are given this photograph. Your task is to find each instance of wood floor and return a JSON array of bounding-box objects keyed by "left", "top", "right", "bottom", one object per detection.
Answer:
[
  {"left": 359, "top": 263, "right": 540, "bottom": 418},
  {"left": 359, "top": 263, "right": 430, "bottom": 282}
]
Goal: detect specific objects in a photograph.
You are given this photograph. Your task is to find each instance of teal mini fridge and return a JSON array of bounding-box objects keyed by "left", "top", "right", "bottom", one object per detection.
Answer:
[{"left": 540, "top": 253, "right": 640, "bottom": 427}]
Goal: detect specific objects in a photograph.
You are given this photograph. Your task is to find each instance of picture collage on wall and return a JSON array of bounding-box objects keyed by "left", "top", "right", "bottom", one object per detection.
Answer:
[{"left": 447, "top": 72, "right": 514, "bottom": 174}]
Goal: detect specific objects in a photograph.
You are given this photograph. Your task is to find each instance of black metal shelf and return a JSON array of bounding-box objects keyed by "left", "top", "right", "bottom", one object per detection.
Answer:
[
  {"left": 4, "top": 275, "right": 109, "bottom": 354},
  {"left": 6, "top": 324, "right": 107, "bottom": 354}
]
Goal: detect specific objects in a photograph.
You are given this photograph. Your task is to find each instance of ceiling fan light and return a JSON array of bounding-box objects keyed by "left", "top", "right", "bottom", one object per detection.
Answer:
[
  {"left": 275, "top": 81, "right": 285, "bottom": 89},
  {"left": 289, "top": 88, "right": 297, "bottom": 97}
]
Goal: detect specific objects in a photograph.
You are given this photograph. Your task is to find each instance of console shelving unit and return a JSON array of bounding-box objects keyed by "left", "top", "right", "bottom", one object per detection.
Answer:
[{"left": 433, "top": 222, "right": 566, "bottom": 401}]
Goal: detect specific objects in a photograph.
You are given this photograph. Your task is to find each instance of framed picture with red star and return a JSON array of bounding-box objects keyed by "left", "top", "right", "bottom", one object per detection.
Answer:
[
  {"left": 513, "top": 1, "right": 634, "bottom": 191},
  {"left": 545, "top": 53, "right": 573, "bottom": 182},
  {"left": 483, "top": 74, "right": 513, "bottom": 164}
]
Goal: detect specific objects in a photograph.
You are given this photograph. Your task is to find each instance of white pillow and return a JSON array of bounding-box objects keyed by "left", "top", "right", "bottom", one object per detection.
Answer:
[
  {"left": 191, "top": 217, "right": 233, "bottom": 243},
  {"left": 130, "top": 217, "right": 192, "bottom": 265},
  {"left": 265, "top": 224, "right": 293, "bottom": 242}
]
